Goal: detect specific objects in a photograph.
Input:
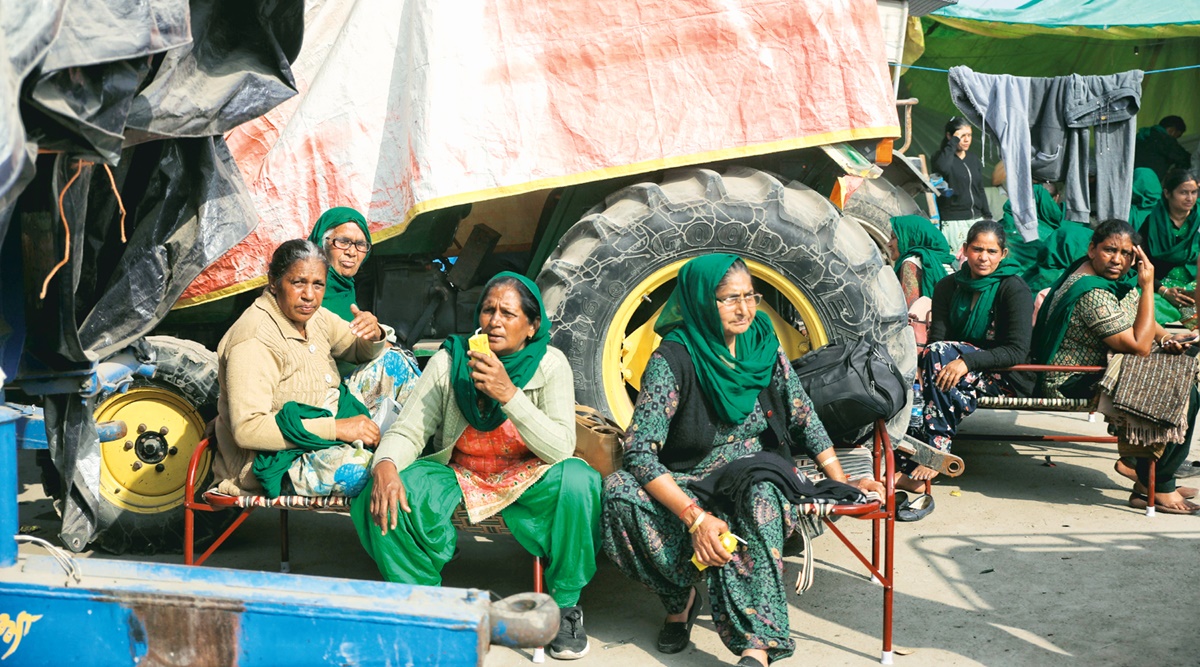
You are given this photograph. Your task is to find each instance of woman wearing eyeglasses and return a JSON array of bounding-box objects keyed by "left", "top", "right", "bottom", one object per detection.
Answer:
[
  {"left": 601, "top": 254, "right": 881, "bottom": 667},
  {"left": 308, "top": 207, "right": 421, "bottom": 422}
]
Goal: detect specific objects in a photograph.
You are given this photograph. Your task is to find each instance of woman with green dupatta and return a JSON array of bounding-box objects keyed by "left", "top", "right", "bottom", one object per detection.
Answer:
[
  {"left": 352, "top": 273, "right": 600, "bottom": 660},
  {"left": 307, "top": 207, "right": 422, "bottom": 421},
  {"left": 1031, "top": 220, "right": 1199, "bottom": 514},
  {"left": 1137, "top": 169, "right": 1200, "bottom": 326},
  {"left": 601, "top": 255, "right": 881, "bottom": 667},
  {"left": 888, "top": 214, "right": 956, "bottom": 308},
  {"left": 1001, "top": 181, "right": 1064, "bottom": 276},
  {"left": 905, "top": 221, "right": 1034, "bottom": 494}
]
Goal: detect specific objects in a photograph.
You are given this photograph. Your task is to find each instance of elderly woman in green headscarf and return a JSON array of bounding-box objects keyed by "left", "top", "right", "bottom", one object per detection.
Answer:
[
  {"left": 308, "top": 206, "right": 422, "bottom": 421},
  {"left": 888, "top": 215, "right": 956, "bottom": 308},
  {"left": 1001, "top": 181, "right": 1064, "bottom": 276},
  {"left": 601, "top": 254, "right": 880, "bottom": 667},
  {"left": 1138, "top": 168, "right": 1200, "bottom": 326},
  {"left": 352, "top": 272, "right": 601, "bottom": 660}
]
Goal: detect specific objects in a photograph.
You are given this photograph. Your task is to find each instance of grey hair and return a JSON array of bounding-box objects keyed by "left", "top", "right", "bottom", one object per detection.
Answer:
[{"left": 267, "top": 239, "right": 327, "bottom": 289}]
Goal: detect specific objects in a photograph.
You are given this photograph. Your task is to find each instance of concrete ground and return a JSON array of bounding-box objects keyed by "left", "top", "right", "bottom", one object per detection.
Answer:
[{"left": 16, "top": 408, "right": 1200, "bottom": 667}]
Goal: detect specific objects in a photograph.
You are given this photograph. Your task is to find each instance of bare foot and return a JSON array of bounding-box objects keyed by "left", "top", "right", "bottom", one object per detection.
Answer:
[
  {"left": 664, "top": 586, "right": 696, "bottom": 623},
  {"left": 739, "top": 649, "right": 768, "bottom": 667},
  {"left": 1130, "top": 490, "right": 1200, "bottom": 515},
  {"left": 895, "top": 466, "right": 939, "bottom": 492},
  {"left": 1120, "top": 461, "right": 1197, "bottom": 498}
]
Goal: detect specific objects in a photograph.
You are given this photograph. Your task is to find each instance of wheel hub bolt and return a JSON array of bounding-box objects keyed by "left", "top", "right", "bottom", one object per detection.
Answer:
[
  {"left": 155, "top": 463, "right": 165, "bottom": 473},
  {"left": 123, "top": 441, "right": 133, "bottom": 451},
  {"left": 132, "top": 461, "right": 143, "bottom": 471},
  {"left": 137, "top": 424, "right": 147, "bottom": 434},
  {"left": 168, "top": 446, "right": 178, "bottom": 456},
  {"left": 159, "top": 426, "right": 169, "bottom": 436}
]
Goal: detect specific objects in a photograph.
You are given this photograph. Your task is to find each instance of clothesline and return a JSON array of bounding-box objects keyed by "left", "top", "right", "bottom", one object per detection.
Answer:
[{"left": 890, "top": 62, "right": 1200, "bottom": 75}]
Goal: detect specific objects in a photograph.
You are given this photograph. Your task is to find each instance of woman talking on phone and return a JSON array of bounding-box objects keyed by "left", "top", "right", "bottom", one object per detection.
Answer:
[
  {"left": 1031, "top": 220, "right": 1200, "bottom": 514},
  {"left": 934, "top": 117, "right": 992, "bottom": 251}
]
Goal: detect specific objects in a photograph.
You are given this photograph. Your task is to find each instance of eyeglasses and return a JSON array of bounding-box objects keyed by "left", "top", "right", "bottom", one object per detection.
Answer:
[
  {"left": 715, "top": 293, "right": 763, "bottom": 308},
  {"left": 330, "top": 237, "right": 371, "bottom": 253}
]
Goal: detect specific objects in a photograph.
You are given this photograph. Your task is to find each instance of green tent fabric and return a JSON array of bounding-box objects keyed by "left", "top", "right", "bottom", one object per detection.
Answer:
[
  {"left": 900, "top": 3, "right": 1200, "bottom": 164},
  {"left": 1001, "top": 184, "right": 1063, "bottom": 275},
  {"left": 252, "top": 384, "right": 370, "bottom": 498},
  {"left": 1023, "top": 221, "right": 1094, "bottom": 293}
]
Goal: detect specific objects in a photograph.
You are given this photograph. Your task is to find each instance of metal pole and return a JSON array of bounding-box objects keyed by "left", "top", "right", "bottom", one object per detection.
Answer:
[{"left": 0, "top": 404, "right": 19, "bottom": 567}]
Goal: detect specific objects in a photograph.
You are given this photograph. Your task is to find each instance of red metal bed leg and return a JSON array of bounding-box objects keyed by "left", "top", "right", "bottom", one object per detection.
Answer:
[
  {"left": 184, "top": 501, "right": 196, "bottom": 565},
  {"left": 1147, "top": 459, "right": 1156, "bottom": 517},
  {"left": 533, "top": 556, "right": 547, "bottom": 662},
  {"left": 871, "top": 426, "right": 882, "bottom": 573}
]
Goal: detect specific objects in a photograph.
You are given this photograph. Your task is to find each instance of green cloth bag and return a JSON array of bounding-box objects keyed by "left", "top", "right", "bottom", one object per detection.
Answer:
[
  {"left": 1030, "top": 258, "right": 1136, "bottom": 364},
  {"left": 307, "top": 206, "right": 372, "bottom": 321},
  {"left": 653, "top": 254, "right": 779, "bottom": 425},
  {"left": 946, "top": 258, "right": 1023, "bottom": 342},
  {"left": 442, "top": 272, "right": 550, "bottom": 432},
  {"left": 252, "top": 384, "right": 370, "bottom": 498},
  {"left": 891, "top": 215, "right": 956, "bottom": 298}
]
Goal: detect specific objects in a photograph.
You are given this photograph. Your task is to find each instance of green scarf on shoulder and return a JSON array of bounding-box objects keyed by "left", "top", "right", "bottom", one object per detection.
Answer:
[
  {"left": 442, "top": 272, "right": 550, "bottom": 432},
  {"left": 891, "top": 215, "right": 955, "bottom": 298},
  {"left": 307, "top": 206, "right": 372, "bottom": 321},
  {"left": 253, "top": 384, "right": 370, "bottom": 498},
  {"left": 1128, "top": 168, "right": 1162, "bottom": 230},
  {"left": 1030, "top": 258, "right": 1137, "bottom": 364},
  {"left": 1142, "top": 199, "right": 1200, "bottom": 280},
  {"left": 1001, "top": 184, "right": 1063, "bottom": 274},
  {"left": 947, "top": 258, "right": 1023, "bottom": 342},
  {"left": 654, "top": 254, "right": 780, "bottom": 425}
]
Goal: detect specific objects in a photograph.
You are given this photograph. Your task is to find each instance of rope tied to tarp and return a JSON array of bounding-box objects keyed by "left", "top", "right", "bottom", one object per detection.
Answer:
[{"left": 39, "top": 159, "right": 129, "bottom": 300}]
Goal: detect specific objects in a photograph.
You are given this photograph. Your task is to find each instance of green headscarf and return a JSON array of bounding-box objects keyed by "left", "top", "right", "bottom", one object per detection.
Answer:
[
  {"left": 1141, "top": 198, "right": 1200, "bottom": 280},
  {"left": 890, "top": 215, "right": 956, "bottom": 298},
  {"left": 1030, "top": 258, "right": 1137, "bottom": 364},
  {"left": 441, "top": 272, "right": 550, "bottom": 431},
  {"left": 1128, "top": 168, "right": 1162, "bottom": 230},
  {"left": 947, "top": 257, "right": 1023, "bottom": 342},
  {"left": 1001, "top": 184, "right": 1063, "bottom": 274},
  {"left": 1023, "top": 220, "right": 1094, "bottom": 293},
  {"left": 253, "top": 384, "right": 370, "bottom": 498},
  {"left": 653, "top": 254, "right": 780, "bottom": 425},
  {"left": 307, "top": 206, "right": 372, "bottom": 321}
]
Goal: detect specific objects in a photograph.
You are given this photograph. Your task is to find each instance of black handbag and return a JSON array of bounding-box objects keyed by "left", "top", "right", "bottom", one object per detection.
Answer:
[{"left": 789, "top": 338, "right": 907, "bottom": 444}]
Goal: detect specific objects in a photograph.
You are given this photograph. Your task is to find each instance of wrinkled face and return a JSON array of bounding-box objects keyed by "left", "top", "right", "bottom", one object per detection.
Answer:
[
  {"left": 478, "top": 284, "right": 538, "bottom": 357},
  {"left": 325, "top": 222, "right": 370, "bottom": 278},
  {"left": 962, "top": 232, "right": 1007, "bottom": 278},
  {"left": 1165, "top": 179, "right": 1199, "bottom": 217},
  {"left": 886, "top": 233, "right": 900, "bottom": 263},
  {"left": 714, "top": 270, "right": 757, "bottom": 343},
  {"left": 1087, "top": 234, "right": 1135, "bottom": 280},
  {"left": 951, "top": 126, "right": 972, "bottom": 151},
  {"left": 272, "top": 258, "right": 326, "bottom": 326}
]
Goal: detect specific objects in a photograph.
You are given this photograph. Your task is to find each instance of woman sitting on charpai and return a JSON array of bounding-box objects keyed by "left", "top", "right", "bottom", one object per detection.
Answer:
[
  {"left": 211, "top": 240, "right": 388, "bottom": 499},
  {"left": 1137, "top": 169, "right": 1200, "bottom": 326},
  {"left": 352, "top": 272, "right": 601, "bottom": 661},
  {"left": 1032, "top": 220, "right": 1200, "bottom": 514},
  {"left": 601, "top": 254, "right": 882, "bottom": 667},
  {"left": 904, "top": 220, "right": 1034, "bottom": 496},
  {"left": 308, "top": 206, "right": 421, "bottom": 420}
]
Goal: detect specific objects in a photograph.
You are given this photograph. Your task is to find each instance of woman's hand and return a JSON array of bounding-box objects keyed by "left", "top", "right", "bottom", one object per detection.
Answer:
[
  {"left": 1161, "top": 287, "right": 1195, "bottom": 309},
  {"left": 690, "top": 513, "right": 733, "bottom": 568},
  {"left": 1133, "top": 246, "right": 1155, "bottom": 290},
  {"left": 1162, "top": 333, "right": 1198, "bottom": 355},
  {"left": 349, "top": 304, "right": 384, "bottom": 341},
  {"left": 852, "top": 478, "right": 886, "bottom": 495},
  {"left": 469, "top": 351, "right": 518, "bottom": 403},
  {"left": 335, "top": 415, "right": 380, "bottom": 446},
  {"left": 369, "top": 460, "right": 410, "bottom": 535},
  {"left": 934, "top": 358, "right": 970, "bottom": 392}
]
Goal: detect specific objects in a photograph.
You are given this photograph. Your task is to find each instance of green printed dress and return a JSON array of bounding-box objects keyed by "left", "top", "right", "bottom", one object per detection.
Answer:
[{"left": 601, "top": 348, "right": 833, "bottom": 663}]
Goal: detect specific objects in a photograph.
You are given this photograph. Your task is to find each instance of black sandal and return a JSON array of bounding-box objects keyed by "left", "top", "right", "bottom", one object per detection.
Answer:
[{"left": 657, "top": 587, "right": 702, "bottom": 654}]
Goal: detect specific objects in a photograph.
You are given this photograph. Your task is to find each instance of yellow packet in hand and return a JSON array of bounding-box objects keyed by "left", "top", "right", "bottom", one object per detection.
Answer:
[
  {"left": 468, "top": 330, "right": 491, "bottom": 357},
  {"left": 691, "top": 532, "right": 742, "bottom": 571}
]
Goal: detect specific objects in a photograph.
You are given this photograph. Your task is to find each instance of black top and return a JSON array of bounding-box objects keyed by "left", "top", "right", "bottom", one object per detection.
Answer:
[
  {"left": 1134, "top": 129, "right": 1191, "bottom": 182},
  {"left": 933, "top": 142, "right": 992, "bottom": 221},
  {"left": 928, "top": 273, "right": 1035, "bottom": 396}
]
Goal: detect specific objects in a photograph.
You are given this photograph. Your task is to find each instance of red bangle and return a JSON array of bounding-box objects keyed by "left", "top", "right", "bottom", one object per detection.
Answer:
[{"left": 678, "top": 502, "right": 700, "bottom": 522}]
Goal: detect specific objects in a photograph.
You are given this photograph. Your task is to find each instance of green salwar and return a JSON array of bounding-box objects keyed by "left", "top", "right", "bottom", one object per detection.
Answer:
[{"left": 351, "top": 458, "right": 601, "bottom": 607}]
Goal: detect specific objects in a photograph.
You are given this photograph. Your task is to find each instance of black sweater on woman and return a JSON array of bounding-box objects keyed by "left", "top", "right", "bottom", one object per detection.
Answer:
[
  {"left": 933, "top": 142, "right": 991, "bottom": 222},
  {"left": 928, "top": 274, "right": 1034, "bottom": 396}
]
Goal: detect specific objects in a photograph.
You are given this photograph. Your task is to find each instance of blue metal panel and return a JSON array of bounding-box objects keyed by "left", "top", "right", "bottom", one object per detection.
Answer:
[
  {"left": 0, "top": 556, "right": 490, "bottom": 666},
  {"left": 0, "top": 407, "right": 15, "bottom": 567},
  {"left": 3, "top": 404, "right": 48, "bottom": 450}
]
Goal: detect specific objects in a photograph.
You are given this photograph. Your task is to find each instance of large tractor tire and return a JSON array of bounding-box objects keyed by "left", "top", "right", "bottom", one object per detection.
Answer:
[
  {"left": 41, "top": 336, "right": 228, "bottom": 554},
  {"left": 538, "top": 167, "right": 916, "bottom": 441}
]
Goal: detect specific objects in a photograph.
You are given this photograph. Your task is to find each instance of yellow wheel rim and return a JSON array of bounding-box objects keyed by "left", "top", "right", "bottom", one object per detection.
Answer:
[
  {"left": 94, "top": 386, "right": 208, "bottom": 514},
  {"left": 602, "top": 259, "right": 828, "bottom": 428}
]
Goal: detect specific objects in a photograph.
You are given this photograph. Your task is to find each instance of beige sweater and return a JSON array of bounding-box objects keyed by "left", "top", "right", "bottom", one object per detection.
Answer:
[
  {"left": 373, "top": 347, "right": 576, "bottom": 472},
  {"left": 213, "top": 292, "right": 387, "bottom": 495}
]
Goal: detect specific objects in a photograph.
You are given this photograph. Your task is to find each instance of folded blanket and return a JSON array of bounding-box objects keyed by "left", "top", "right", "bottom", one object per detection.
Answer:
[{"left": 1112, "top": 354, "right": 1196, "bottom": 428}]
